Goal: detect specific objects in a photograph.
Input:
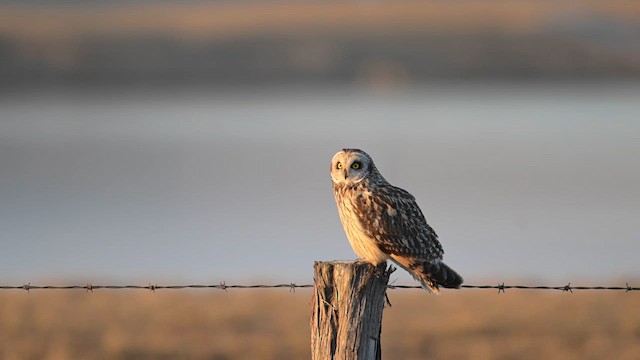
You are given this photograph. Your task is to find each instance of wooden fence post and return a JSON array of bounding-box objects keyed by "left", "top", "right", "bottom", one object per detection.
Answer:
[{"left": 311, "top": 261, "right": 393, "bottom": 360}]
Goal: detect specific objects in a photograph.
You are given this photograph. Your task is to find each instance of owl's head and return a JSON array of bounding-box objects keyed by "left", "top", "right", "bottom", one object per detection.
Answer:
[{"left": 331, "top": 148, "right": 378, "bottom": 185}]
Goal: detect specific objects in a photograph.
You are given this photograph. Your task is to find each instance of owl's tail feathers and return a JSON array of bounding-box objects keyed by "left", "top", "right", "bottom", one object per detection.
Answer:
[
  {"left": 390, "top": 256, "right": 463, "bottom": 295},
  {"left": 423, "top": 261, "right": 463, "bottom": 291}
]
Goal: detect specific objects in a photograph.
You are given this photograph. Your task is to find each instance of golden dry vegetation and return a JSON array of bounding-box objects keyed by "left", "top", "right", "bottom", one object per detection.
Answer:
[
  {"left": 1, "top": 0, "right": 639, "bottom": 42},
  {"left": 1, "top": 288, "right": 639, "bottom": 360},
  {"left": 1, "top": 0, "right": 638, "bottom": 86}
]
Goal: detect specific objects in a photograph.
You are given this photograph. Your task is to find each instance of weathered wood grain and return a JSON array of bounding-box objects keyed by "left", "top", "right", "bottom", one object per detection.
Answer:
[{"left": 311, "top": 261, "right": 393, "bottom": 360}]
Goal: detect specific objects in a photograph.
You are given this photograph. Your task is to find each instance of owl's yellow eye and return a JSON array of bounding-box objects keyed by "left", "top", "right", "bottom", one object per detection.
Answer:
[
  {"left": 337, "top": 162, "right": 343, "bottom": 169},
  {"left": 351, "top": 162, "right": 361, "bottom": 170}
]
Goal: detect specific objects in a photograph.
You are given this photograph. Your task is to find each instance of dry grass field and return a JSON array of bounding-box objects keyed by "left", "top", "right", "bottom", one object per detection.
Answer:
[{"left": 1, "top": 288, "right": 639, "bottom": 360}]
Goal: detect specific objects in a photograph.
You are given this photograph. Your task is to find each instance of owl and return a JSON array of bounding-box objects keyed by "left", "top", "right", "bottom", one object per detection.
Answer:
[{"left": 331, "top": 148, "right": 463, "bottom": 294}]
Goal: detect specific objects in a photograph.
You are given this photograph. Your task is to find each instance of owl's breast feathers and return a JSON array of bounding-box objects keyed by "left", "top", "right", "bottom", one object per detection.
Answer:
[{"left": 333, "top": 180, "right": 444, "bottom": 262}]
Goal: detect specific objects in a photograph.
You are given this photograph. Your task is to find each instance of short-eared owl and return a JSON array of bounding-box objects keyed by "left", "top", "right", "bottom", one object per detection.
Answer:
[{"left": 331, "top": 148, "right": 463, "bottom": 294}]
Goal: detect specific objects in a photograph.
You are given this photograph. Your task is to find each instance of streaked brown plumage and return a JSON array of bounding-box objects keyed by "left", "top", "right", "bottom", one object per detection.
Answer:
[{"left": 330, "top": 148, "right": 463, "bottom": 294}]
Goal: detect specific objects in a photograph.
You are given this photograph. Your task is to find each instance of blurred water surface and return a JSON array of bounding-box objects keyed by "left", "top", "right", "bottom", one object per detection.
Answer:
[{"left": 1, "top": 83, "right": 639, "bottom": 284}]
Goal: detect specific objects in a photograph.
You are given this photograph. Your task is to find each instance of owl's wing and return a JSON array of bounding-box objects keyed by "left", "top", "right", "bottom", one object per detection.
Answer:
[{"left": 354, "top": 185, "right": 444, "bottom": 261}]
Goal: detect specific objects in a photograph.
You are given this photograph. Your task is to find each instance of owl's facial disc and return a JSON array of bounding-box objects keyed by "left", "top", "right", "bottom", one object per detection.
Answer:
[{"left": 331, "top": 150, "right": 369, "bottom": 185}]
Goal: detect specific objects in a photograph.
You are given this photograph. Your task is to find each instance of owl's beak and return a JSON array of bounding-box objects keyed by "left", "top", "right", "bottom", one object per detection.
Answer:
[{"left": 343, "top": 169, "right": 349, "bottom": 180}]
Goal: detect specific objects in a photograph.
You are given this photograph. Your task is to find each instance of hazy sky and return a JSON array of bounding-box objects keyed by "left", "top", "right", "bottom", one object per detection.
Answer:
[{"left": 1, "top": 84, "right": 638, "bottom": 286}]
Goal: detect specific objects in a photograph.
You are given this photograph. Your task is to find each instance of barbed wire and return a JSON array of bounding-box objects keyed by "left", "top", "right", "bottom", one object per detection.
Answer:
[{"left": 0, "top": 282, "right": 637, "bottom": 293}]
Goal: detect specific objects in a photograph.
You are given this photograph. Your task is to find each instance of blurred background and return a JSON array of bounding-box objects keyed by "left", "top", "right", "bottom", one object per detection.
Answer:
[
  {"left": 1, "top": 1, "right": 640, "bottom": 359},
  {"left": 2, "top": 0, "right": 639, "bottom": 284}
]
